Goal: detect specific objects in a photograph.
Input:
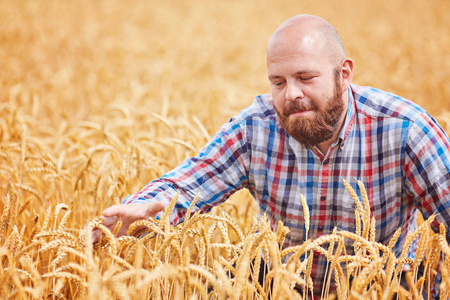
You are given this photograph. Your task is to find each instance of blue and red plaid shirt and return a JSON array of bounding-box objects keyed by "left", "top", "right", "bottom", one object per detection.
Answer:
[{"left": 124, "top": 84, "right": 450, "bottom": 294}]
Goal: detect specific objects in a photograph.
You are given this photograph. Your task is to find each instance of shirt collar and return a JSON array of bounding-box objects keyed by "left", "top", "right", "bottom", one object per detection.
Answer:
[{"left": 337, "top": 86, "right": 356, "bottom": 145}]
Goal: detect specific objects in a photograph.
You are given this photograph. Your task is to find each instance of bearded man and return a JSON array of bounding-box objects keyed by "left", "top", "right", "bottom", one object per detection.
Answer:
[{"left": 96, "top": 15, "right": 450, "bottom": 297}]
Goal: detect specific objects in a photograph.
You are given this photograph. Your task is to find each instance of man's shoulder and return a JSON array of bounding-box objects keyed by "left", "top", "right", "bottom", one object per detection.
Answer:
[
  {"left": 238, "top": 94, "right": 278, "bottom": 122},
  {"left": 351, "top": 84, "right": 425, "bottom": 121}
]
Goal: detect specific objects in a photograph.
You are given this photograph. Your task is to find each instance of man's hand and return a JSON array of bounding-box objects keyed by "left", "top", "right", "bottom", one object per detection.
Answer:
[{"left": 92, "top": 201, "right": 166, "bottom": 243}]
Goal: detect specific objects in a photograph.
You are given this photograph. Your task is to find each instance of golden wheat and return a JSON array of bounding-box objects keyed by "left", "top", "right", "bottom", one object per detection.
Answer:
[{"left": 0, "top": 0, "right": 449, "bottom": 298}]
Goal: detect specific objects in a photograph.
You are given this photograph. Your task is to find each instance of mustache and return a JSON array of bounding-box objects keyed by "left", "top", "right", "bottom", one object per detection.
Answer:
[{"left": 283, "top": 101, "right": 318, "bottom": 117}]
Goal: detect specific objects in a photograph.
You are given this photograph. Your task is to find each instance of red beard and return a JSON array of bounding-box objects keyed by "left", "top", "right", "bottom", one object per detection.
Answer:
[{"left": 274, "top": 82, "right": 345, "bottom": 147}]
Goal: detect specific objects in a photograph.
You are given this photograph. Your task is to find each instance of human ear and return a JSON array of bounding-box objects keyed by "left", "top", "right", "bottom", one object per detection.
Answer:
[{"left": 340, "top": 58, "right": 354, "bottom": 89}]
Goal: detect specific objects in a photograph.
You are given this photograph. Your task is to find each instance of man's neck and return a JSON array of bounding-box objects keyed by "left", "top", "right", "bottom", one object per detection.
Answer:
[{"left": 316, "top": 139, "right": 335, "bottom": 156}]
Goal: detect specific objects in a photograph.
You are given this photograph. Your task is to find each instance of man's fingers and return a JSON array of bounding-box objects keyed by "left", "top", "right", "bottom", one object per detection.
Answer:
[
  {"left": 102, "top": 216, "right": 118, "bottom": 227},
  {"left": 92, "top": 228, "right": 101, "bottom": 244},
  {"left": 146, "top": 201, "right": 166, "bottom": 217},
  {"left": 102, "top": 204, "right": 123, "bottom": 218},
  {"left": 95, "top": 201, "right": 167, "bottom": 241},
  {"left": 90, "top": 188, "right": 170, "bottom": 245},
  {"left": 102, "top": 201, "right": 167, "bottom": 220}
]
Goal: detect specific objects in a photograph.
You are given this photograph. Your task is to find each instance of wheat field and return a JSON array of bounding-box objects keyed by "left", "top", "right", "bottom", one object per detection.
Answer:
[{"left": 1, "top": 0, "right": 450, "bottom": 299}]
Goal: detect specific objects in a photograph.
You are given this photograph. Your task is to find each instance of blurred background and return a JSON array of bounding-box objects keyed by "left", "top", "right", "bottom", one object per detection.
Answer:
[{"left": 1, "top": 0, "right": 449, "bottom": 122}]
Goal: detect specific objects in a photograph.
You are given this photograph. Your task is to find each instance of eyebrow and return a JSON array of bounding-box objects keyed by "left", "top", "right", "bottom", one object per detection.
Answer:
[{"left": 268, "top": 70, "right": 318, "bottom": 81}]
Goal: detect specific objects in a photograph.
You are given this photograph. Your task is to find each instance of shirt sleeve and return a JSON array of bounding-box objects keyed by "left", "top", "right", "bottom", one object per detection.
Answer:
[
  {"left": 404, "top": 112, "right": 450, "bottom": 239},
  {"left": 122, "top": 115, "right": 251, "bottom": 225}
]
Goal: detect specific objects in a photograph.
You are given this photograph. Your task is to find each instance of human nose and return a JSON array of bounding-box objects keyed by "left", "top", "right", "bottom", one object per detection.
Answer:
[{"left": 285, "top": 82, "right": 304, "bottom": 102}]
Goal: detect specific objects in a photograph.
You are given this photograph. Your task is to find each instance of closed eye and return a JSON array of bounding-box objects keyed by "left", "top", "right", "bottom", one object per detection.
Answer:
[{"left": 271, "top": 81, "right": 285, "bottom": 87}]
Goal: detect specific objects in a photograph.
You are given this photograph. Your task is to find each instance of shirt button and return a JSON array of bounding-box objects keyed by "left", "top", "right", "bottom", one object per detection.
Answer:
[
  {"left": 323, "top": 159, "right": 329, "bottom": 165},
  {"left": 318, "top": 226, "right": 324, "bottom": 232},
  {"left": 313, "top": 253, "right": 319, "bottom": 259},
  {"left": 320, "top": 196, "right": 326, "bottom": 201}
]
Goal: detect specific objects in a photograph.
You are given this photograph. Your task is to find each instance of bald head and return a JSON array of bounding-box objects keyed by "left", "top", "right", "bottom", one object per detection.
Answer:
[{"left": 267, "top": 15, "right": 346, "bottom": 68}]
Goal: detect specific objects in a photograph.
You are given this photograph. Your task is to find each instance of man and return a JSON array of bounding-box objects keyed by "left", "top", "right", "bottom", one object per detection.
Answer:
[{"left": 98, "top": 15, "right": 450, "bottom": 295}]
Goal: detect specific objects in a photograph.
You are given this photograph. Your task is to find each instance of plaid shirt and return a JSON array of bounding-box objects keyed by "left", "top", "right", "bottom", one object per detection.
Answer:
[{"left": 124, "top": 84, "right": 450, "bottom": 294}]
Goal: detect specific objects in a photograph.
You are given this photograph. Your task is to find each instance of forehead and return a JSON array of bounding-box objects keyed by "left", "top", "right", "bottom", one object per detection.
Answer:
[{"left": 267, "top": 50, "right": 331, "bottom": 77}]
